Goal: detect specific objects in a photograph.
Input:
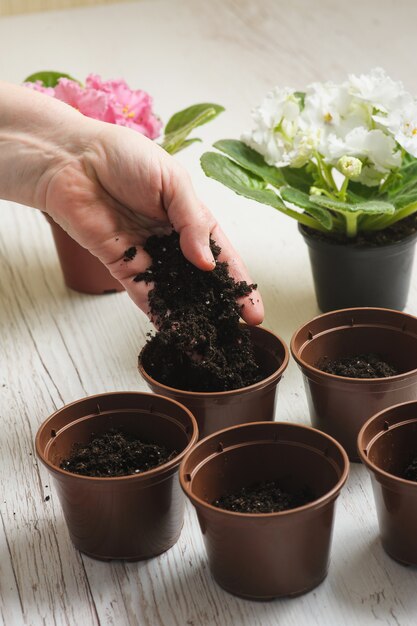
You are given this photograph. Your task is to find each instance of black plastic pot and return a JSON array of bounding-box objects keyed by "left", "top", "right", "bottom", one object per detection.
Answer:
[{"left": 299, "top": 224, "right": 417, "bottom": 312}]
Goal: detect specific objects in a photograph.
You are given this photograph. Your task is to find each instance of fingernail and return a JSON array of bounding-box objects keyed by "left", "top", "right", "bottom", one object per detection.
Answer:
[{"left": 203, "top": 245, "right": 215, "bottom": 267}]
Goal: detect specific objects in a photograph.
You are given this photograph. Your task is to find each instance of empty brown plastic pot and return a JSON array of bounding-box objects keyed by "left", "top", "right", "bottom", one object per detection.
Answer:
[
  {"left": 35, "top": 392, "right": 198, "bottom": 560},
  {"left": 46, "top": 215, "right": 124, "bottom": 294},
  {"left": 138, "top": 325, "right": 289, "bottom": 439},
  {"left": 179, "top": 421, "right": 349, "bottom": 599},
  {"left": 358, "top": 401, "right": 417, "bottom": 565},
  {"left": 291, "top": 308, "right": 417, "bottom": 461}
]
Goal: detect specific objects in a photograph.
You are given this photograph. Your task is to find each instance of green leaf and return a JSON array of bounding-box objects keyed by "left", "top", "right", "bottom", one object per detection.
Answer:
[
  {"left": 281, "top": 187, "right": 333, "bottom": 230},
  {"left": 294, "top": 91, "right": 306, "bottom": 109},
  {"left": 213, "top": 139, "right": 284, "bottom": 188},
  {"left": 388, "top": 158, "right": 417, "bottom": 209},
  {"left": 201, "top": 151, "right": 267, "bottom": 191},
  {"left": 310, "top": 195, "right": 395, "bottom": 215},
  {"left": 281, "top": 164, "right": 315, "bottom": 193},
  {"left": 167, "top": 138, "right": 202, "bottom": 155},
  {"left": 23, "top": 70, "right": 79, "bottom": 87},
  {"left": 162, "top": 105, "right": 224, "bottom": 155},
  {"left": 165, "top": 103, "right": 224, "bottom": 134},
  {"left": 201, "top": 152, "right": 326, "bottom": 231},
  {"left": 347, "top": 180, "right": 379, "bottom": 201}
]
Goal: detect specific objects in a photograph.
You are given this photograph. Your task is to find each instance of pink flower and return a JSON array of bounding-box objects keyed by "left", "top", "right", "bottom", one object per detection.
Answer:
[
  {"left": 23, "top": 73, "right": 162, "bottom": 139},
  {"left": 23, "top": 80, "right": 55, "bottom": 97},
  {"left": 54, "top": 78, "right": 112, "bottom": 121},
  {"left": 86, "top": 74, "right": 162, "bottom": 139}
]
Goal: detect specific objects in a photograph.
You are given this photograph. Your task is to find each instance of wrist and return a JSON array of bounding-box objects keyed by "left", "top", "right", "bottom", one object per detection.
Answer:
[{"left": 0, "top": 82, "right": 92, "bottom": 210}]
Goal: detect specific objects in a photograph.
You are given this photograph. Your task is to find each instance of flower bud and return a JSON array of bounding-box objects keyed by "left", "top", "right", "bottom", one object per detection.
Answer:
[
  {"left": 337, "top": 156, "right": 362, "bottom": 179},
  {"left": 309, "top": 186, "right": 323, "bottom": 196}
]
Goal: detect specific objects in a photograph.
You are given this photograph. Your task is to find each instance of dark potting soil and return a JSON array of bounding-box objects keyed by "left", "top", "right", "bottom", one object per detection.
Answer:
[
  {"left": 213, "top": 480, "right": 314, "bottom": 513},
  {"left": 403, "top": 455, "right": 417, "bottom": 481},
  {"left": 316, "top": 353, "right": 398, "bottom": 378},
  {"left": 123, "top": 246, "right": 137, "bottom": 261},
  {"left": 137, "top": 231, "right": 262, "bottom": 392},
  {"left": 304, "top": 213, "right": 417, "bottom": 247},
  {"left": 60, "top": 429, "right": 177, "bottom": 477}
]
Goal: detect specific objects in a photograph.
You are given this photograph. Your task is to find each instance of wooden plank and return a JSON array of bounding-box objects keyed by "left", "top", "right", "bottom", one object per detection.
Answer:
[
  {"left": 0, "top": 0, "right": 137, "bottom": 18},
  {"left": 1, "top": 0, "right": 417, "bottom": 624}
]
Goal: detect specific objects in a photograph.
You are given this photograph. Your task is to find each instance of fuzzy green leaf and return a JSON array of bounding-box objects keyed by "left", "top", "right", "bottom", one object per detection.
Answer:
[
  {"left": 281, "top": 188, "right": 333, "bottom": 230},
  {"left": 23, "top": 70, "right": 79, "bottom": 87},
  {"left": 281, "top": 165, "right": 315, "bottom": 193},
  {"left": 213, "top": 139, "right": 285, "bottom": 188},
  {"left": 311, "top": 195, "right": 395, "bottom": 215},
  {"left": 387, "top": 159, "right": 417, "bottom": 209},
  {"left": 201, "top": 152, "right": 326, "bottom": 231},
  {"left": 165, "top": 103, "right": 224, "bottom": 134},
  {"left": 162, "top": 105, "right": 224, "bottom": 155}
]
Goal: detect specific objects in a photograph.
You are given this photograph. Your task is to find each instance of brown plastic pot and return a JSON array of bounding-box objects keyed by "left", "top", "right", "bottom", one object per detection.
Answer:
[
  {"left": 35, "top": 392, "right": 198, "bottom": 560},
  {"left": 358, "top": 401, "right": 417, "bottom": 565},
  {"left": 138, "top": 325, "right": 289, "bottom": 439},
  {"left": 179, "top": 421, "right": 349, "bottom": 599},
  {"left": 291, "top": 307, "right": 417, "bottom": 461},
  {"left": 46, "top": 214, "right": 124, "bottom": 294}
]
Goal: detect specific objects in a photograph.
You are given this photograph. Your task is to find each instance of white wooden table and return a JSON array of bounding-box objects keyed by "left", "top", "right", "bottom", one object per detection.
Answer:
[{"left": 1, "top": 1, "right": 417, "bottom": 624}]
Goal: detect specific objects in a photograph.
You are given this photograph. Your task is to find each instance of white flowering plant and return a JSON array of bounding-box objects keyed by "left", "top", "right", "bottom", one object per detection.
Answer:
[{"left": 201, "top": 69, "right": 417, "bottom": 238}]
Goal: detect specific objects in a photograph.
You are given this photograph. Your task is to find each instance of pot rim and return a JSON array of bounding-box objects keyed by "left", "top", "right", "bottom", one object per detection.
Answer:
[
  {"left": 290, "top": 307, "right": 417, "bottom": 384},
  {"left": 179, "top": 421, "right": 349, "bottom": 518},
  {"left": 35, "top": 391, "right": 199, "bottom": 482},
  {"left": 298, "top": 222, "right": 417, "bottom": 251},
  {"left": 138, "top": 324, "right": 289, "bottom": 397},
  {"left": 358, "top": 400, "right": 417, "bottom": 487}
]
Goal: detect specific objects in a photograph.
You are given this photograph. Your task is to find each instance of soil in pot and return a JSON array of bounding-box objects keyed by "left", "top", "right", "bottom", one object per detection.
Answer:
[
  {"left": 136, "top": 231, "right": 262, "bottom": 392},
  {"left": 403, "top": 455, "right": 417, "bottom": 481},
  {"left": 291, "top": 308, "right": 417, "bottom": 460},
  {"left": 304, "top": 213, "right": 417, "bottom": 247},
  {"left": 358, "top": 401, "right": 417, "bottom": 565},
  {"left": 316, "top": 353, "right": 398, "bottom": 378},
  {"left": 180, "top": 421, "right": 349, "bottom": 599},
  {"left": 213, "top": 480, "right": 314, "bottom": 513},
  {"left": 60, "top": 428, "right": 177, "bottom": 477},
  {"left": 36, "top": 392, "right": 198, "bottom": 560}
]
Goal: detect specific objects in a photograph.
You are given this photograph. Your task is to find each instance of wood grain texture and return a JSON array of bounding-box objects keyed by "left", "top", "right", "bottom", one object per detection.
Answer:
[
  {"left": 0, "top": 0, "right": 136, "bottom": 18},
  {"left": 1, "top": 0, "right": 417, "bottom": 624}
]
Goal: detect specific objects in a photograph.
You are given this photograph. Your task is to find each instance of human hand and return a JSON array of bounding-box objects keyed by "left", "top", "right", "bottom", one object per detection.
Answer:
[{"left": 0, "top": 83, "right": 264, "bottom": 324}]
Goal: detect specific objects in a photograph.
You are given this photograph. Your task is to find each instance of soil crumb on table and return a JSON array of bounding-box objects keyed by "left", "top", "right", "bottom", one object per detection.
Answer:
[
  {"left": 60, "top": 429, "right": 177, "bottom": 477},
  {"left": 213, "top": 480, "right": 314, "bottom": 513},
  {"left": 137, "top": 231, "right": 262, "bottom": 392},
  {"left": 316, "top": 354, "right": 398, "bottom": 378}
]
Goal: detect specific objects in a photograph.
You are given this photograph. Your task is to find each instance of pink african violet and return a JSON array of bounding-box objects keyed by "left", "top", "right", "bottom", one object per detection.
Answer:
[
  {"left": 86, "top": 74, "right": 162, "bottom": 138},
  {"left": 23, "top": 80, "right": 55, "bottom": 97},
  {"left": 54, "top": 78, "right": 112, "bottom": 122},
  {"left": 24, "top": 74, "right": 162, "bottom": 139}
]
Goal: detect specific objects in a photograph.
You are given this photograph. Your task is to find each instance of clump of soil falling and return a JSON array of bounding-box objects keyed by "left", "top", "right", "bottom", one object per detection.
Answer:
[
  {"left": 60, "top": 429, "right": 177, "bottom": 477},
  {"left": 403, "top": 456, "right": 417, "bottom": 482},
  {"left": 213, "top": 480, "right": 314, "bottom": 513},
  {"left": 136, "top": 232, "right": 262, "bottom": 392},
  {"left": 316, "top": 354, "right": 398, "bottom": 378}
]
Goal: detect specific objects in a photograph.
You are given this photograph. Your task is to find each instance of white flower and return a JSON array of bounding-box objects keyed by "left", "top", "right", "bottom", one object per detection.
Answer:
[
  {"left": 377, "top": 101, "right": 417, "bottom": 157},
  {"left": 348, "top": 67, "right": 411, "bottom": 114},
  {"left": 242, "top": 68, "right": 415, "bottom": 179},
  {"left": 326, "top": 127, "right": 401, "bottom": 185},
  {"left": 302, "top": 80, "right": 352, "bottom": 129},
  {"left": 242, "top": 87, "right": 303, "bottom": 167}
]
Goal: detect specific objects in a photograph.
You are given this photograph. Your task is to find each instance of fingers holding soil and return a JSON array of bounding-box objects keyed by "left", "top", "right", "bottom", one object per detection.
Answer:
[{"left": 210, "top": 224, "right": 264, "bottom": 325}]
